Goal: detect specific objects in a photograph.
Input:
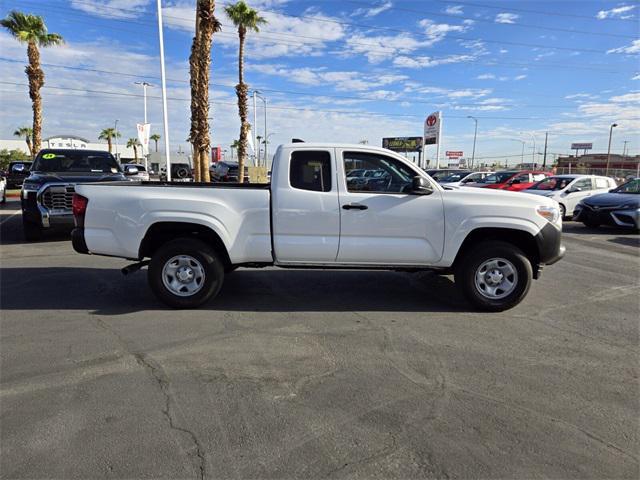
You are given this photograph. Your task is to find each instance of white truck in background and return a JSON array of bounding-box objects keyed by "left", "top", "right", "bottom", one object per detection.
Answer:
[{"left": 71, "top": 142, "right": 564, "bottom": 311}]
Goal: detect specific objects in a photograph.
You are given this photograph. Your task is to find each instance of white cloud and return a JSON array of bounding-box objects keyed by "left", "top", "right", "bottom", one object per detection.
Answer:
[
  {"left": 418, "top": 18, "right": 470, "bottom": 44},
  {"left": 495, "top": 13, "right": 519, "bottom": 24},
  {"left": 352, "top": 1, "right": 393, "bottom": 18},
  {"left": 632, "top": 74, "right": 640, "bottom": 80},
  {"left": 444, "top": 5, "right": 463, "bottom": 15},
  {"left": 341, "top": 32, "right": 427, "bottom": 63},
  {"left": 514, "top": 74, "right": 527, "bottom": 81},
  {"left": 596, "top": 5, "right": 636, "bottom": 19},
  {"left": 609, "top": 92, "right": 640, "bottom": 103},
  {"left": 476, "top": 74, "right": 495, "bottom": 80},
  {"left": 565, "top": 93, "right": 597, "bottom": 100},
  {"left": 392, "top": 54, "right": 474, "bottom": 69},
  {"left": 607, "top": 39, "right": 640, "bottom": 54},
  {"left": 69, "top": 0, "right": 152, "bottom": 19},
  {"left": 499, "top": 48, "right": 508, "bottom": 54}
]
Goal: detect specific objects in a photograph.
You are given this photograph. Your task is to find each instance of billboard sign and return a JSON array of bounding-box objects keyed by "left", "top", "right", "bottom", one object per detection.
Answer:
[
  {"left": 382, "top": 136, "right": 423, "bottom": 152},
  {"left": 571, "top": 143, "right": 592, "bottom": 150},
  {"left": 446, "top": 151, "right": 463, "bottom": 158},
  {"left": 424, "top": 111, "right": 440, "bottom": 145}
]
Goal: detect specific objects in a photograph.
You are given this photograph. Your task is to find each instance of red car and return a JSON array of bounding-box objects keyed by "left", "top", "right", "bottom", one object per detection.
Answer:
[{"left": 469, "top": 170, "right": 550, "bottom": 191}]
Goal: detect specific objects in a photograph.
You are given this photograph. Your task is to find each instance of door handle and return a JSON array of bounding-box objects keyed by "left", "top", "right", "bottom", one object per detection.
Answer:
[{"left": 342, "top": 203, "right": 368, "bottom": 210}]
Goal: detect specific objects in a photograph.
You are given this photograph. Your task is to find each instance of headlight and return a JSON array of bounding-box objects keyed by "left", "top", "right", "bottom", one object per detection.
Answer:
[
  {"left": 537, "top": 205, "right": 560, "bottom": 225},
  {"left": 22, "top": 182, "right": 39, "bottom": 199}
]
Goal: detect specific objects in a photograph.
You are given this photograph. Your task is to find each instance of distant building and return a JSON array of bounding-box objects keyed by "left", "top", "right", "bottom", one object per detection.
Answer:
[
  {"left": 43, "top": 135, "right": 89, "bottom": 149},
  {"left": 556, "top": 153, "right": 639, "bottom": 171}
]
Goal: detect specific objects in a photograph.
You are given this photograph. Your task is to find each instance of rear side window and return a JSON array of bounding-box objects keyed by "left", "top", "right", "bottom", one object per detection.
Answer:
[
  {"left": 594, "top": 178, "right": 609, "bottom": 189},
  {"left": 532, "top": 173, "right": 547, "bottom": 181},
  {"left": 290, "top": 151, "right": 332, "bottom": 192}
]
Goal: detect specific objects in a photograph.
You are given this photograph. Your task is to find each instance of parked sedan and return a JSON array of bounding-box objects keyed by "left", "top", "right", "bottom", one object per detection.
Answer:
[
  {"left": 523, "top": 174, "right": 617, "bottom": 218},
  {"left": 573, "top": 178, "right": 639, "bottom": 230},
  {"left": 469, "top": 170, "right": 549, "bottom": 191}
]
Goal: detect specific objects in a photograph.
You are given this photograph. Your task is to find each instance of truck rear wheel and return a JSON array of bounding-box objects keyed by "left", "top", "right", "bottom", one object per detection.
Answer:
[
  {"left": 454, "top": 241, "right": 532, "bottom": 312},
  {"left": 148, "top": 238, "right": 224, "bottom": 309}
]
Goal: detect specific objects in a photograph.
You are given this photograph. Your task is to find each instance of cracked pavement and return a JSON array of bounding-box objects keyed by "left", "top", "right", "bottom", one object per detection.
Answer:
[{"left": 1, "top": 200, "right": 639, "bottom": 479}]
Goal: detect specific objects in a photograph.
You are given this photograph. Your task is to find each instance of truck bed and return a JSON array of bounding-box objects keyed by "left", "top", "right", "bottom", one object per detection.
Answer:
[{"left": 75, "top": 181, "right": 272, "bottom": 263}]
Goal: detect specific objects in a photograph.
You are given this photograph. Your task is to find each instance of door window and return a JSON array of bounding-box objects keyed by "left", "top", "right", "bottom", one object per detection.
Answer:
[
  {"left": 512, "top": 174, "right": 530, "bottom": 184},
  {"left": 594, "top": 178, "right": 609, "bottom": 189},
  {"left": 572, "top": 178, "right": 593, "bottom": 191},
  {"left": 290, "top": 151, "right": 332, "bottom": 192},
  {"left": 532, "top": 173, "right": 547, "bottom": 181},
  {"left": 343, "top": 152, "right": 416, "bottom": 193}
]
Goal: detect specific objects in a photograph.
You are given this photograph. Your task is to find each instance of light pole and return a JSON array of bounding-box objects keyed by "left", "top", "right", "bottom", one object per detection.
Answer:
[
  {"left": 135, "top": 81, "right": 153, "bottom": 171},
  {"left": 114, "top": 119, "right": 119, "bottom": 160},
  {"left": 155, "top": 0, "right": 171, "bottom": 181},
  {"left": 606, "top": 123, "right": 618, "bottom": 176},
  {"left": 510, "top": 139, "right": 526, "bottom": 164},
  {"left": 520, "top": 131, "right": 536, "bottom": 166},
  {"left": 467, "top": 116, "right": 477, "bottom": 169},
  {"left": 252, "top": 90, "right": 267, "bottom": 167}
]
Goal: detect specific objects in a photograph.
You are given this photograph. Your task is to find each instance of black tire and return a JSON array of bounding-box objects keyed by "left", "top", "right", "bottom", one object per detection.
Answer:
[
  {"left": 454, "top": 241, "right": 533, "bottom": 312},
  {"left": 148, "top": 238, "right": 224, "bottom": 309},
  {"left": 23, "top": 219, "right": 42, "bottom": 241}
]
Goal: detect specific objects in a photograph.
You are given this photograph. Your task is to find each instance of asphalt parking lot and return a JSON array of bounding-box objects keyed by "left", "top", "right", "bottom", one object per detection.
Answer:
[{"left": 1, "top": 197, "right": 638, "bottom": 479}]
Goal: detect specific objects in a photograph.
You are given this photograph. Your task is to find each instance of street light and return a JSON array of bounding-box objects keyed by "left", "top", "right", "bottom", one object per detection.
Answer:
[
  {"left": 606, "top": 123, "right": 618, "bottom": 176},
  {"left": 510, "top": 139, "right": 526, "bottom": 164},
  {"left": 114, "top": 119, "right": 119, "bottom": 160},
  {"left": 467, "top": 116, "right": 478, "bottom": 169},
  {"left": 252, "top": 90, "right": 267, "bottom": 166},
  {"left": 520, "top": 131, "right": 536, "bottom": 166}
]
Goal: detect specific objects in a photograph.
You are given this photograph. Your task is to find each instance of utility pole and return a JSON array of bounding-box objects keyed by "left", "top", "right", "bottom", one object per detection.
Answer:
[
  {"left": 467, "top": 116, "right": 477, "bottom": 169},
  {"left": 606, "top": 123, "right": 618, "bottom": 176},
  {"left": 542, "top": 132, "right": 548, "bottom": 169},
  {"left": 156, "top": 0, "right": 172, "bottom": 181},
  {"left": 622, "top": 140, "right": 628, "bottom": 158}
]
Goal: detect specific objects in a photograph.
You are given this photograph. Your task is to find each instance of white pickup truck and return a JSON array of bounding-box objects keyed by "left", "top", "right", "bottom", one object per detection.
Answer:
[{"left": 71, "top": 143, "right": 564, "bottom": 311}]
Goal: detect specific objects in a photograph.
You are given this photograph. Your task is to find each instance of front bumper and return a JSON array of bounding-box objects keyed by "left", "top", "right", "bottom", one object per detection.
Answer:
[
  {"left": 535, "top": 222, "right": 565, "bottom": 266},
  {"left": 574, "top": 204, "right": 639, "bottom": 229},
  {"left": 22, "top": 183, "right": 76, "bottom": 228}
]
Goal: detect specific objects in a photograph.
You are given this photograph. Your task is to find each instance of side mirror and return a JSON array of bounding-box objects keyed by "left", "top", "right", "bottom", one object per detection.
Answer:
[
  {"left": 411, "top": 176, "right": 434, "bottom": 195},
  {"left": 510, "top": 178, "right": 521, "bottom": 185},
  {"left": 124, "top": 165, "right": 139, "bottom": 176},
  {"left": 12, "top": 164, "right": 25, "bottom": 173}
]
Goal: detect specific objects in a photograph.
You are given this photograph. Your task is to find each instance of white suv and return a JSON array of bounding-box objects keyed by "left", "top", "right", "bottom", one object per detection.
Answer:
[{"left": 523, "top": 174, "right": 617, "bottom": 218}]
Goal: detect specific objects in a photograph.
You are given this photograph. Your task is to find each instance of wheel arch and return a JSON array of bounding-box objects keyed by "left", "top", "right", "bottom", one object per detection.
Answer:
[
  {"left": 139, "top": 221, "right": 232, "bottom": 269},
  {"left": 452, "top": 227, "right": 540, "bottom": 275}
]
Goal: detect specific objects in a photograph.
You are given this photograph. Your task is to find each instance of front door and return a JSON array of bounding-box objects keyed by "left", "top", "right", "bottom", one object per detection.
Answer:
[
  {"left": 336, "top": 150, "right": 445, "bottom": 265},
  {"left": 562, "top": 177, "right": 594, "bottom": 212}
]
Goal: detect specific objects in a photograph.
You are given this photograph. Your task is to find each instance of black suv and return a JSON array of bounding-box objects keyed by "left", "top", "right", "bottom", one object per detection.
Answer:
[
  {"left": 21, "top": 149, "right": 129, "bottom": 240},
  {"left": 159, "top": 163, "right": 193, "bottom": 182},
  {"left": 6, "top": 161, "right": 33, "bottom": 189}
]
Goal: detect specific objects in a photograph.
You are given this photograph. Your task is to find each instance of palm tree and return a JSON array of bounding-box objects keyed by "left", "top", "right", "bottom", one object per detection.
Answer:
[
  {"left": 13, "top": 126, "right": 33, "bottom": 158},
  {"left": 1, "top": 11, "right": 63, "bottom": 155},
  {"left": 225, "top": 1, "right": 266, "bottom": 182},
  {"left": 150, "top": 133, "right": 161, "bottom": 152},
  {"left": 189, "top": 0, "right": 221, "bottom": 182},
  {"left": 126, "top": 138, "right": 140, "bottom": 162},
  {"left": 98, "top": 127, "right": 120, "bottom": 154}
]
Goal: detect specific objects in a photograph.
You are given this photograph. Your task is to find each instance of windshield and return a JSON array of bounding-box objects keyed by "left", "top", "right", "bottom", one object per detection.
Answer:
[
  {"left": 33, "top": 152, "right": 120, "bottom": 173},
  {"left": 479, "top": 171, "right": 517, "bottom": 184},
  {"left": 529, "top": 177, "right": 574, "bottom": 191},
  {"left": 613, "top": 178, "right": 640, "bottom": 194}
]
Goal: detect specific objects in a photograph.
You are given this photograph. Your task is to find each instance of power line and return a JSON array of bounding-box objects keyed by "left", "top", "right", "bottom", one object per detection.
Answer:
[
  {"left": 344, "top": 0, "right": 638, "bottom": 39},
  {"left": 17, "top": 0, "right": 639, "bottom": 57},
  {"left": 0, "top": 81, "right": 546, "bottom": 120},
  {"left": 435, "top": 0, "right": 640, "bottom": 23},
  {"left": 0, "top": 59, "right": 625, "bottom": 109}
]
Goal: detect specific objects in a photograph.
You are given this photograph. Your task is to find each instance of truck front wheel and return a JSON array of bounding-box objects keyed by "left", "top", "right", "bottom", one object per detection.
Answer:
[
  {"left": 148, "top": 238, "right": 224, "bottom": 309},
  {"left": 455, "top": 241, "right": 532, "bottom": 312}
]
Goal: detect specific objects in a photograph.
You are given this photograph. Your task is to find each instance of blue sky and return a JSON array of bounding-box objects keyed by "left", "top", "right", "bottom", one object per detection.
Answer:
[{"left": 0, "top": 0, "right": 638, "bottom": 165}]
